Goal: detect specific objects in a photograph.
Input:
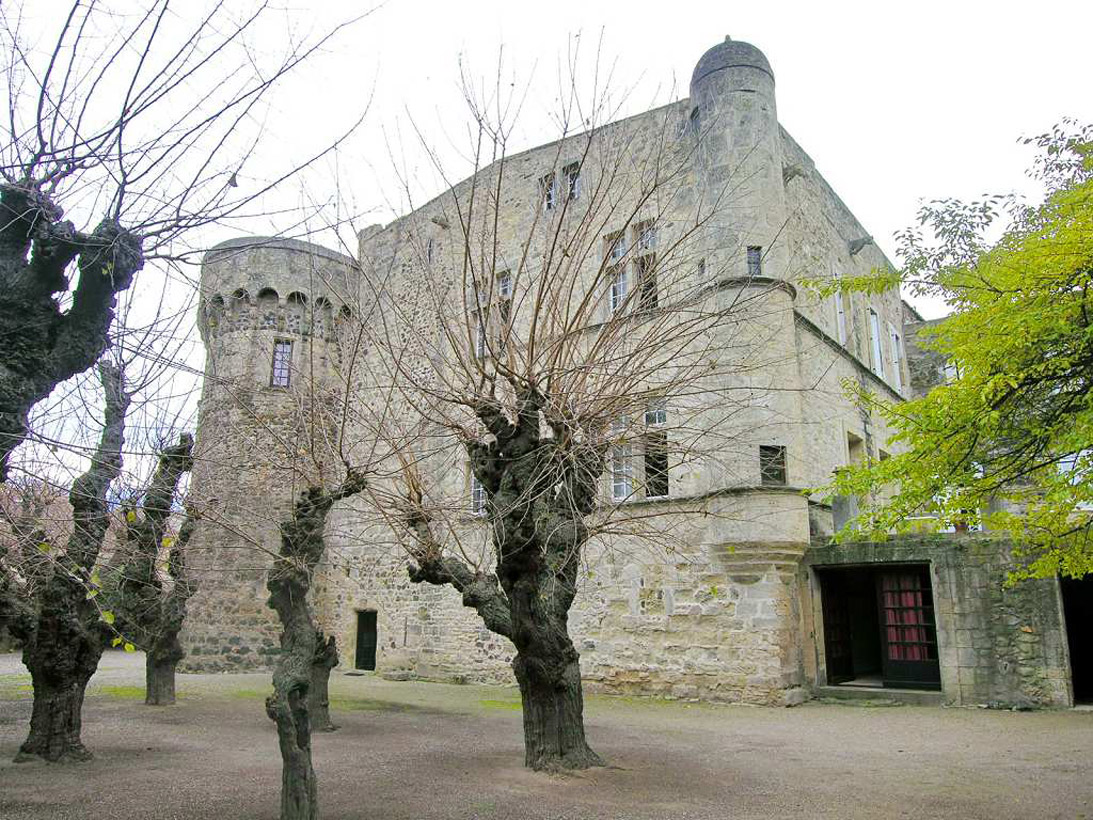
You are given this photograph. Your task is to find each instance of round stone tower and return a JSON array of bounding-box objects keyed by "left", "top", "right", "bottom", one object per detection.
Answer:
[
  {"left": 689, "top": 36, "right": 790, "bottom": 282},
  {"left": 180, "top": 236, "right": 359, "bottom": 671}
]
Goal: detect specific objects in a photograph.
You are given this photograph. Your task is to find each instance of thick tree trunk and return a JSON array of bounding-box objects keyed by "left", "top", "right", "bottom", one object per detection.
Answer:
[
  {"left": 266, "top": 663, "right": 319, "bottom": 820},
  {"left": 17, "top": 642, "right": 100, "bottom": 763},
  {"left": 308, "top": 634, "right": 339, "bottom": 732},
  {"left": 512, "top": 640, "right": 602, "bottom": 772},
  {"left": 145, "top": 654, "right": 178, "bottom": 706}
]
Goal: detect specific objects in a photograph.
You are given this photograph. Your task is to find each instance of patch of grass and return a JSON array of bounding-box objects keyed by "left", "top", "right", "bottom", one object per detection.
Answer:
[
  {"left": 93, "top": 685, "right": 145, "bottom": 699},
  {"left": 479, "top": 699, "right": 522, "bottom": 710},
  {"left": 228, "top": 688, "right": 267, "bottom": 700},
  {"left": 0, "top": 683, "right": 33, "bottom": 700}
]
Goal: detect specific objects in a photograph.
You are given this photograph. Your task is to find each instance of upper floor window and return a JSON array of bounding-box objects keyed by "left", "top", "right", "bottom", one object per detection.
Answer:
[
  {"left": 635, "top": 220, "right": 657, "bottom": 252},
  {"left": 271, "top": 339, "right": 293, "bottom": 387},
  {"left": 611, "top": 443, "right": 634, "bottom": 502},
  {"left": 539, "top": 173, "right": 558, "bottom": 211},
  {"left": 637, "top": 255, "right": 658, "bottom": 312},
  {"left": 868, "top": 309, "right": 884, "bottom": 377},
  {"left": 643, "top": 398, "right": 669, "bottom": 499},
  {"left": 563, "top": 162, "right": 581, "bottom": 201},
  {"left": 835, "top": 291, "right": 848, "bottom": 345},
  {"left": 747, "top": 246, "right": 763, "bottom": 277},
  {"left": 610, "top": 267, "right": 629, "bottom": 313},
  {"left": 889, "top": 323, "right": 903, "bottom": 391},
  {"left": 606, "top": 231, "right": 626, "bottom": 264},
  {"left": 470, "top": 472, "right": 486, "bottom": 516},
  {"left": 644, "top": 397, "right": 667, "bottom": 427},
  {"left": 474, "top": 312, "right": 487, "bottom": 360},
  {"left": 497, "top": 270, "right": 513, "bottom": 300},
  {"left": 759, "top": 444, "right": 787, "bottom": 486}
]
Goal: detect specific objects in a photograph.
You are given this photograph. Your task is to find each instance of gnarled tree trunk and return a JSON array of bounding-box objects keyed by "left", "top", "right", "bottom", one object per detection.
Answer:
[
  {"left": 266, "top": 473, "right": 365, "bottom": 820},
  {"left": 512, "top": 628, "right": 601, "bottom": 771},
  {"left": 0, "top": 186, "right": 142, "bottom": 483},
  {"left": 145, "top": 641, "right": 182, "bottom": 706},
  {"left": 113, "top": 435, "right": 196, "bottom": 707},
  {"left": 13, "top": 363, "right": 128, "bottom": 763},
  {"left": 404, "top": 390, "right": 607, "bottom": 771},
  {"left": 308, "top": 633, "right": 339, "bottom": 732}
]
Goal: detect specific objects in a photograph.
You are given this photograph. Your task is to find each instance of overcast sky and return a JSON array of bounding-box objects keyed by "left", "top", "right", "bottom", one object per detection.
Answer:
[{"left": 254, "top": 0, "right": 1093, "bottom": 320}]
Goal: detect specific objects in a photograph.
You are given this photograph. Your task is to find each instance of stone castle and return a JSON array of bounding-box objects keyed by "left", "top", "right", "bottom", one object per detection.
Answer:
[{"left": 179, "top": 38, "right": 1088, "bottom": 709}]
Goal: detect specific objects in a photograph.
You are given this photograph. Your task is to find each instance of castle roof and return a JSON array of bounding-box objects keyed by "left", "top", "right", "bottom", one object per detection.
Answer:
[{"left": 692, "top": 37, "right": 774, "bottom": 85}]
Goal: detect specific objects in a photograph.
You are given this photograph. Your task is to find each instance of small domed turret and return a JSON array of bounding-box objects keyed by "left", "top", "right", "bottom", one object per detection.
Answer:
[{"left": 691, "top": 37, "right": 773, "bottom": 86}]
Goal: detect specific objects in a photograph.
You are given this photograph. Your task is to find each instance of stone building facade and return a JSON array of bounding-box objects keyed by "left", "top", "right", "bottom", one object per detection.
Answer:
[{"left": 180, "top": 39, "right": 1087, "bottom": 708}]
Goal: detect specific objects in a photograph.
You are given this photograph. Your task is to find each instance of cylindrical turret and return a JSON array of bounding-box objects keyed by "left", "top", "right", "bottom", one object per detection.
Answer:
[
  {"left": 689, "top": 37, "right": 789, "bottom": 283},
  {"left": 181, "top": 236, "right": 358, "bottom": 672}
]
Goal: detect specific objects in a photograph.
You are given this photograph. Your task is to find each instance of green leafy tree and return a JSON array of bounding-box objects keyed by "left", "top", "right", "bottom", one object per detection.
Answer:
[{"left": 820, "top": 120, "right": 1093, "bottom": 581}]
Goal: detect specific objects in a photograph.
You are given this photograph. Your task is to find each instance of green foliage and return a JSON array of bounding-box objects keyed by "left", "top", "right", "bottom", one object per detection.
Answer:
[{"left": 820, "top": 120, "right": 1093, "bottom": 581}]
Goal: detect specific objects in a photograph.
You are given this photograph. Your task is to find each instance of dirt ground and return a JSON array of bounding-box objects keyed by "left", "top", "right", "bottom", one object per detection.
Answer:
[{"left": 0, "top": 651, "right": 1091, "bottom": 820}]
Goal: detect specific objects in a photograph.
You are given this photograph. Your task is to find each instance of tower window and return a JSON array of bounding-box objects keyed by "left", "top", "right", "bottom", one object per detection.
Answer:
[
  {"left": 271, "top": 340, "right": 293, "bottom": 387},
  {"left": 747, "top": 246, "right": 763, "bottom": 277},
  {"left": 563, "top": 162, "right": 581, "bottom": 201},
  {"left": 759, "top": 444, "right": 787, "bottom": 486}
]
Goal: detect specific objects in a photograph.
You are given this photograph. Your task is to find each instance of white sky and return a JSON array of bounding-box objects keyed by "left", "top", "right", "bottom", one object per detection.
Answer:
[
  {"left": 253, "top": 0, "right": 1093, "bottom": 320},
  {"left": 11, "top": 0, "right": 1093, "bottom": 480}
]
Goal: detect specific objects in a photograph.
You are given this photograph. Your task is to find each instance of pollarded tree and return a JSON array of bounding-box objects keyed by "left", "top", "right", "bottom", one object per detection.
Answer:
[
  {"left": 4, "top": 361, "right": 128, "bottom": 762},
  {"left": 0, "top": 0, "right": 359, "bottom": 482},
  {"left": 266, "top": 471, "right": 367, "bottom": 820},
  {"left": 363, "top": 52, "right": 780, "bottom": 771},
  {"left": 110, "top": 433, "right": 197, "bottom": 706},
  {"left": 820, "top": 120, "right": 1093, "bottom": 581}
]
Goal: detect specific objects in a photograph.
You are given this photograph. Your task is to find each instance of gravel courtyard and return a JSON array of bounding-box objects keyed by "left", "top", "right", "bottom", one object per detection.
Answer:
[{"left": 0, "top": 651, "right": 1090, "bottom": 820}]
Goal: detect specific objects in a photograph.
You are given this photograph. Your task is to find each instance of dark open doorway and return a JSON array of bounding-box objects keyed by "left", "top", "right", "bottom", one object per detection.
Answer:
[
  {"left": 1061, "top": 575, "right": 1092, "bottom": 703},
  {"left": 355, "top": 610, "right": 377, "bottom": 671},
  {"left": 819, "top": 564, "right": 941, "bottom": 691}
]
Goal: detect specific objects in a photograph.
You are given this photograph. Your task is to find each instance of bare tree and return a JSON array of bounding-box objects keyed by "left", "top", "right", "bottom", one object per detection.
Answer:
[
  {"left": 109, "top": 433, "right": 196, "bottom": 705},
  {"left": 361, "top": 54, "right": 781, "bottom": 771},
  {"left": 3, "top": 361, "right": 128, "bottom": 762},
  {"left": 0, "top": 0, "right": 361, "bottom": 482},
  {"left": 265, "top": 471, "right": 367, "bottom": 820}
]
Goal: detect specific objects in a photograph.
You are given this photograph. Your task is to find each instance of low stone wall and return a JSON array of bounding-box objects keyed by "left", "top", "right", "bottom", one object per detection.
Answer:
[{"left": 802, "top": 534, "right": 1073, "bottom": 707}]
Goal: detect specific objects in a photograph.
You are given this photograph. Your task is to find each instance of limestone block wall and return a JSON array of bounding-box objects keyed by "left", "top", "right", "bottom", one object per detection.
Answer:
[
  {"left": 315, "top": 490, "right": 810, "bottom": 706},
  {"left": 801, "top": 535, "right": 1073, "bottom": 707}
]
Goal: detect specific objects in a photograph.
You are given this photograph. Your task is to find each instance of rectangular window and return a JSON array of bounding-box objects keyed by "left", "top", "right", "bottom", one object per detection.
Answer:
[
  {"left": 539, "top": 173, "right": 557, "bottom": 211},
  {"left": 470, "top": 472, "right": 486, "bottom": 516},
  {"left": 889, "top": 323, "right": 903, "bottom": 391},
  {"left": 644, "top": 430, "right": 669, "bottom": 499},
  {"left": 759, "top": 444, "right": 787, "bottom": 486},
  {"left": 271, "top": 340, "right": 293, "bottom": 387},
  {"left": 942, "top": 361, "right": 960, "bottom": 383},
  {"left": 611, "top": 444, "right": 633, "bottom": 501},
  {"left": 497, "top": 270, "right": 513, "bottom": 299},
  {"left": 610, "top": 266, "right": 628, "bottom": 313},
  {"left": 747, "top": 246, "right": 763, "bottom": 277},
  {"left": 637, "top": 254, "right": 658, "bottom": 311},
  {"left": 606, "top": 231, "right": 626, "bottom": 263},
  {"left": 868, "top": 309, "right": 884, "bottom": 377},
  {"left": 563, "top": 162, "right": 581, "bottom": 201},
  {"left": 635, "top": 220, "right": 657, "bottom": 251},
  {"left": 835, "top": 291, "right": 847, "bottom": 345},
  {"left": 644, "top": 397, "right": 667, "bottom": 427}
]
